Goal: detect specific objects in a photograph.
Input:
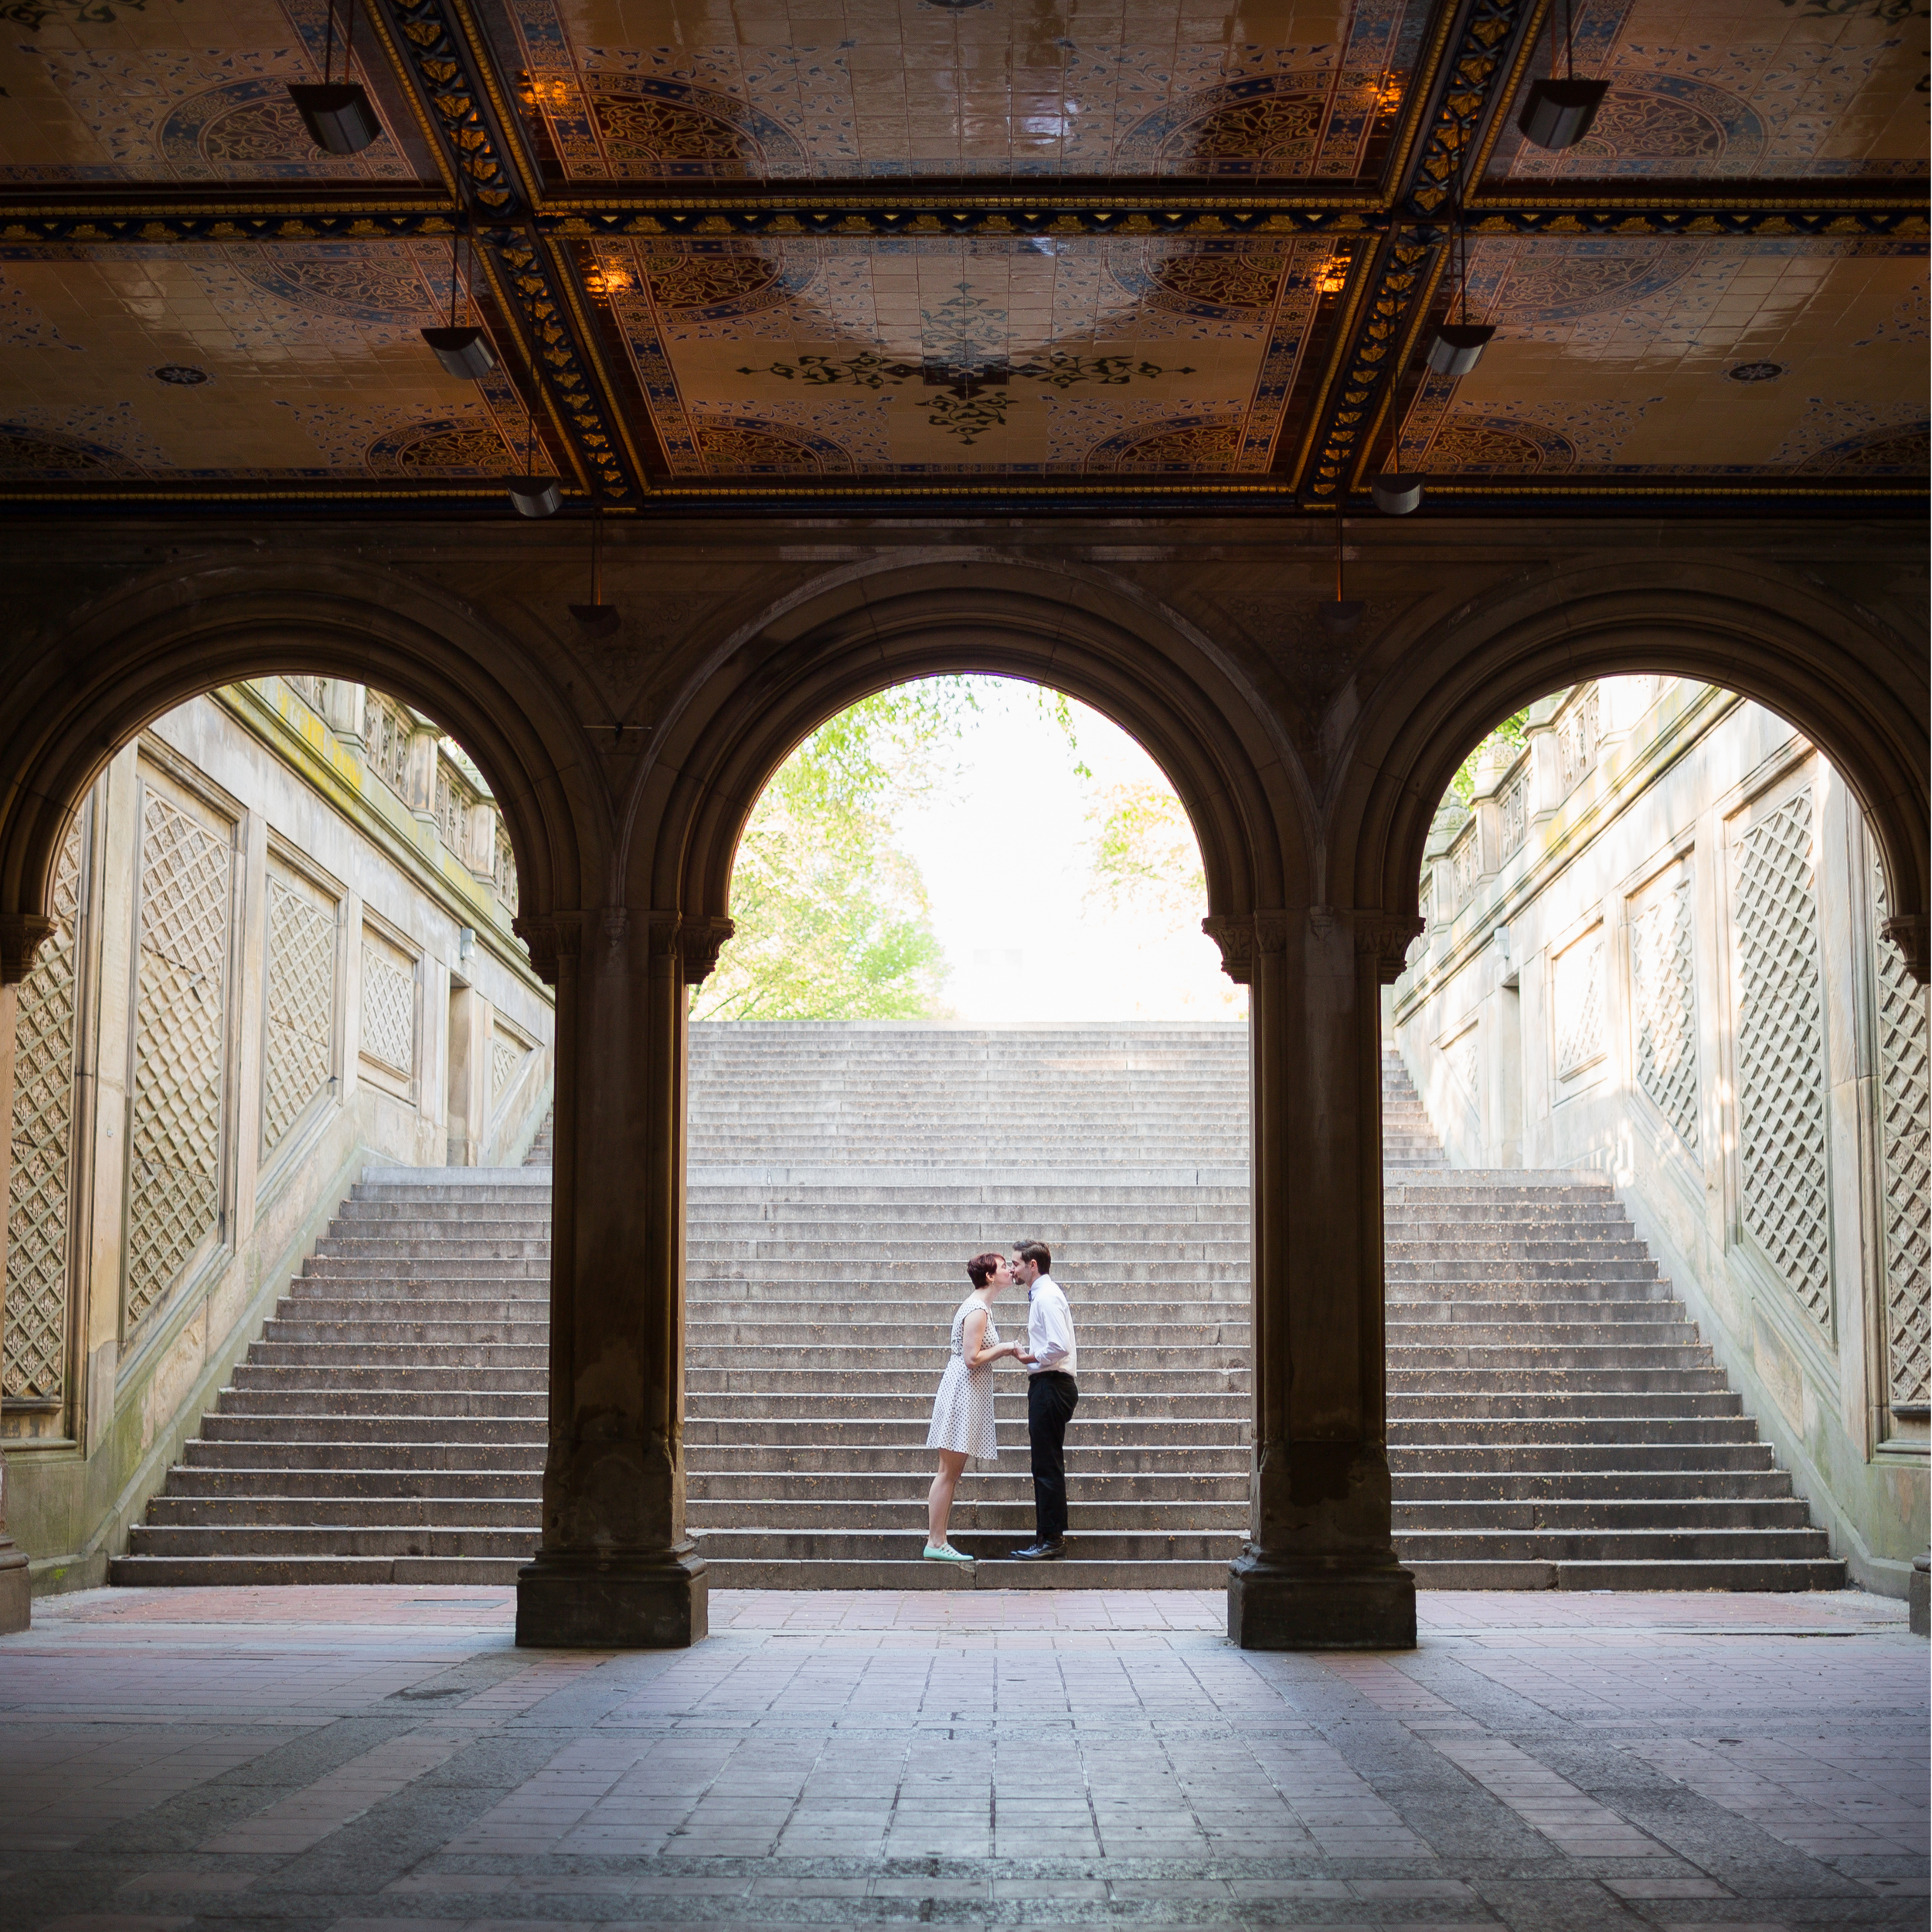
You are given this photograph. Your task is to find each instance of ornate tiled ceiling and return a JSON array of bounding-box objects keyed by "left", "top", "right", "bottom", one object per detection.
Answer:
[{"left": 0, "top": 0, "right": 1921, "bottom": 509}]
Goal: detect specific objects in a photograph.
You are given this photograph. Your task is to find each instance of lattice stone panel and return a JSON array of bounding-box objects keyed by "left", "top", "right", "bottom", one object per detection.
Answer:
[
  {"left": 1631, "top": 871, "right": 1700, "bottom": 1151},
  {"left": 1447, "top": 1027, "right": 1480, "bottom": 1115},
  {"left": 361, "top": 943, "right": 417, "bottom": 1077},
  {"left": 262, "top": 870, "right": 336, "bottom": 1154},
  {"left": 5, "top": 811, "right": 85, "bottom": 1403},
  {"left": 1733, "top": 789, "right": 1832, "bottom": 1332},
  {"left": 1555, "top": 934, "right": 1604, "bottom": 1078},
  {"left": 1872, "top": 857, "right": 1930, "bottom": 1406},
  {"left": 490, "top": 1030, "right": 523, "bottom": 1104},
  {"left": 126, "top": 787, "right": 232, "bottom": 1334}
]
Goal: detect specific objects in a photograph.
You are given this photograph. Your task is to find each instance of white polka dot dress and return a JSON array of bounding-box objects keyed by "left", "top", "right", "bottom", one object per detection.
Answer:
[{"left": 925, "top": 1295, "right": 1000, "bottom": 1461}]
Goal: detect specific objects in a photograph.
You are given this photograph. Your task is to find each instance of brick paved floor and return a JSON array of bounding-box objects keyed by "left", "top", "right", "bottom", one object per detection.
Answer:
[{"left": 2, "top": 1587, "right": 1923, "bottom": 1930}]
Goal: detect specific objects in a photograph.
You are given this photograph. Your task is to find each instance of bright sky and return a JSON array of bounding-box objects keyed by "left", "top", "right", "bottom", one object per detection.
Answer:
[{"left": 893, "top": 679, "right": 1245, "bottom": 1023}]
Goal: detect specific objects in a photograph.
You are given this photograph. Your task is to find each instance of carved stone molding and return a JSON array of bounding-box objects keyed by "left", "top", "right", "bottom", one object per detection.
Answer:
[
  {"left": 0, "top": 913, "right": 57, "bottom": 985},
  {"left": 1355, "top": 913, "right": 1427, "bottom": 986},
  {"left": 1884, "top": 913, "right": 1930, "bottom": 986},
  {"left": 679, "top": 916, "right": 736, "bottom": 986},
  {"left": 1202, "top": 910, "right": 1288, "bottom": 985},
  {"left": 512, "top": 910, "right": 583, "bottom": 985}
]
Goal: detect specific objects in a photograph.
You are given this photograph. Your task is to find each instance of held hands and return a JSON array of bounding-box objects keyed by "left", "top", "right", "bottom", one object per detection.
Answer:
[{"left": 1012, "top": 1346, "right": 1038, "bottom": 1364}]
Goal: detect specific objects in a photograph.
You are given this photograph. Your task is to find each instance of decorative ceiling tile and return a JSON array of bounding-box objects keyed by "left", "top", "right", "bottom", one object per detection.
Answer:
[
  {"left": 1401, "top": 236, "right": 1929, "bottom": 477},
  {"left": 0, "top": 0, "right": 438, "bottom": 183},
  {"left": 492, "top": 0, "right": 1431, "bottom": 180},
  {"left": 1488, "top": 0, "right": 1928, "bottom": 182}
]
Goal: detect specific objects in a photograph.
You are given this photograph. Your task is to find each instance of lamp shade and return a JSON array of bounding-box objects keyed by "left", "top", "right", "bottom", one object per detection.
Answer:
[
  {"left": 506, "top": 476, "right": 562, "bottom": 518},
  {"left": 421, "top": 325, "right": 495, "bottom": 379},
  {"left": 1425, "top": 321, "right": 1495, "bottom": 378},
  {"left": 1318, "top": 599, "right": 1365, "bottom": 634},
  {"left": 1370, "top": 472, "right": 1423, "bottom": 515},
  {"left": 286, "top": 83, "right": 384, "bottom": 155},
  {"left": 1515, "top": 77, "right": 1608, "bottom": 151},
  {"left": 569, "top": 603, "right": 621, "bottom": 637}
]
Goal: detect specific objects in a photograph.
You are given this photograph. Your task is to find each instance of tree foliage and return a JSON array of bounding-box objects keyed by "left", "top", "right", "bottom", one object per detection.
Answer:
[
  {"left": 1083, "top": 779, "right": 1205, "bottom": 920},
  {"left": 692, "top": 679, "right": 1077, "bottom": 1022},
  {"left": 1447, "top": 710, "right": 1529, "bottom": 805}
]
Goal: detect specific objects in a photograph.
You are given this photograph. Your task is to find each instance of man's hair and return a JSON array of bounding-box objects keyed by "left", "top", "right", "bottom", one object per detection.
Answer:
[
  {"left": 965, "top": 1251, "right": 1005, "bottom": 1289},
  {"left": 1013, "top": 1240, "right": 1052, "bottom": 1274}
]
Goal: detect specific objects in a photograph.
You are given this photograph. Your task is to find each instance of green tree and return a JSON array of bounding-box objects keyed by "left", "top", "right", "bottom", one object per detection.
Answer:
[
  {"left": 1083, "top": 777, "right": 1205, "bottom": 920},
  {"left": 692, "top": 679, "right": 1077, "bottom": 1021}
]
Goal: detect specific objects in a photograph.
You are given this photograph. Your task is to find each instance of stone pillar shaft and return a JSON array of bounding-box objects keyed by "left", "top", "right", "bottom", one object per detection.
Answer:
[
  {"left": 515, "top": 910, "right": 707, "bottom": 1648},
  {"left": 1220, "top": 906, "right": 1419, "bottom": 1649}
]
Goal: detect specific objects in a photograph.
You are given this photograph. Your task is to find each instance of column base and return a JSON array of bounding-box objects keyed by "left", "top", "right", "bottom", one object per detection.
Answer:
[
  {"left": 1226, "top": 1549, "right": 1416, "bottom": 1650},
  {"left": 516, "top": 1548, "right": 708, "bottom": 1649},
  {"left": 0, "top": 1542, "right": 27, "bottom": 1634}
]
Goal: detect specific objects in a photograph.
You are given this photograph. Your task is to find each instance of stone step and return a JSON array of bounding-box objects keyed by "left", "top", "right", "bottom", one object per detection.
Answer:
[
  {"left": 1392, "top": 1499, "right": 1813, "bottom": 1530},
  {"left": 685, "top": 1471, "right": 1249, "bottom": 1502},
  {"left": 215, "top": 1389, "right": 547, "bottom": 1418},
  {"left": 146, "top": 1495, "right": 541, "bottom": 1528},
  {"left": 1393, "top": 1464, "right": 1790, "bottom": 1494},
  {"left": 1391, "top": 1438, "right": 1776, "bottom": 1466},
  {"left": 689, "top": 1528, "right": 1247, "bottom": 1563},
  {"left": 159, "top": 1467, "right": 543, "bottom": 1499},
  {"left": 684, "top": 1390, "right": 1254, "bottom": 1423},
  {"left": 686, "top": 1436, "right": 1251, "bottom": 1468},
  {"left": 685, "top": 1500, "right": 1251, "bottom": 1530},
  {"left": 109, "top": 1555, "right": 526, "bottom": 1587},
  {"left": 1401, "top": 1558, "right": 1849, "bottom": 1592},
  {"left": 1387, "top": 1392, "right": 1745, "bottom": 1420},
  {"left": 1393, "top": 1526, "right": 1833, "bottom": 1562},
  {"left": 124, "top": 1525, "right": 539, "bottom": 1558},
  {"left": 198, "top": 1413, "right": 542, "bottom": 1443},
  {"left": 182, "top": 1440, "right": 545, "bottom": 1470}
]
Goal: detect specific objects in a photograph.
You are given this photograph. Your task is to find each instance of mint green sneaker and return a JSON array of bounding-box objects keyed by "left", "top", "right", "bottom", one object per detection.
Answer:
[{"left": 922, "top": 1543, "right": 975, "bottom": 1563}]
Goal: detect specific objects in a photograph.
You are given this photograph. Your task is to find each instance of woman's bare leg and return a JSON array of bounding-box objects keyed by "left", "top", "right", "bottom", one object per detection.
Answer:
[{"left": 928, "top": 1451, "right": 968, "bottom": 1546}]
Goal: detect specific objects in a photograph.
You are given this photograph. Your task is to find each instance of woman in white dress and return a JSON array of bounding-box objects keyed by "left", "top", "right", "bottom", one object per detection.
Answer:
[{"left": 923, "top": 1251, "right": 1025, "bottom": 1563}]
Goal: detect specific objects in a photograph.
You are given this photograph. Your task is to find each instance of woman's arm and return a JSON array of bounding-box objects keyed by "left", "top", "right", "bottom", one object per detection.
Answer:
[{"left": 962, "top": 1304, "right": 1017, "bottom": 1369}]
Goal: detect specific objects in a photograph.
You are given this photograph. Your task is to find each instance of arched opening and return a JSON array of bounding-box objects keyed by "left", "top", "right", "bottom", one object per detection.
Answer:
[
  {"left": 0, "top": 562, "right": 583, "bottom": 1599},
  {"left": 1376, "top": 670, "right": 1928, "bottom": 1598},
  {"left": 679, "top": 672, "right": 1250, "bottom": 1586}
]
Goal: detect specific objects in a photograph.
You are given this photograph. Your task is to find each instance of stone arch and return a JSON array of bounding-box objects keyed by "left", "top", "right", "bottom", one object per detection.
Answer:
[
  {"left": 1333, "top": 560, "right": 1930, "bottom": 978},
  {"left": 626, "top": 557, "right": 1312, "bottom": 947},
  {"left": 0, "top": 554, "right": 597, "bottom": 979}
]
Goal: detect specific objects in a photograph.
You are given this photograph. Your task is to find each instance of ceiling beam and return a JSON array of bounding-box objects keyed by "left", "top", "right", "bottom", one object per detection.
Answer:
[{"left": 366, "top": 0, "right": 648, "bottom": 499}]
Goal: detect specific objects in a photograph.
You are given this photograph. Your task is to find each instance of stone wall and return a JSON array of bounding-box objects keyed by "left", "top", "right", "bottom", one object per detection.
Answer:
[
  {"left": 1, "top": 677, "right": 556, "bottom": 1590},
  {"left": 1390, "top": 679, "right": 1930, "bottom": 1595}
]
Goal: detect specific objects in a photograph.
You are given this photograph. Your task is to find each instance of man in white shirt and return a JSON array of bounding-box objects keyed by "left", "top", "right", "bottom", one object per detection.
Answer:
[{"left": 1009, "top": 1240, "right": 1078, "bottom": 1560}]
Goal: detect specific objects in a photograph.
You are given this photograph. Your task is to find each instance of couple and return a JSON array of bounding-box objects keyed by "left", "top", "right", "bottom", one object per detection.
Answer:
[{"left": 923, "top": 1240, "right": 1078, "bottom": 1565}]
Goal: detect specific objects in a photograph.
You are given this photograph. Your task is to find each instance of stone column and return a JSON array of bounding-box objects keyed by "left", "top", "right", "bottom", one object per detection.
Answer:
[
  {"left": 514, "top": 910, "right": 730, "bottom": 1648},
  {"left": 1209, "top": 906, "right": 1419, "bottom": 1649}
]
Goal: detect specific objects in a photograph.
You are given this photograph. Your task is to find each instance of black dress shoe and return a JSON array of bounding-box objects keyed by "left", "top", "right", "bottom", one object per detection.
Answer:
[{"left": 1007, "top": 1539, "right": 1066, "bottom": 1560}]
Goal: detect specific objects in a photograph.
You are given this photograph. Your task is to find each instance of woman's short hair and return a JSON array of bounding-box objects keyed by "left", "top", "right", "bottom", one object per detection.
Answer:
[{"left": 965, "top": 1251, "right": 1005, "bottom": 1288}]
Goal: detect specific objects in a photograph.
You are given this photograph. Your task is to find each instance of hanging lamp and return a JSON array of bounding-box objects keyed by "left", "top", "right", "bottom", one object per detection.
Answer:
[
  {"left": 422, "top": 228, "right": 496, "bottom": 379},
  {"left": 1319, "top": 511, "right": 1364, "bottom": 632},
  {"left": 506, "top": 406, "right": 560, "bottom": 517},
  {"left": 1516, "top": 0, "right": 1607, "bottom": 151},
  {"left": 1426, "top": 184, "right": 1495, "bottom": 378},
  {"left": 287, "top": 0, "right": 383, "bottom": 155},
  {"left": 1370, "top": 430, "right": 1423, "bottom": 515},
  {"left": 569, "top": 510, "right": 621, "bottom": 634}
]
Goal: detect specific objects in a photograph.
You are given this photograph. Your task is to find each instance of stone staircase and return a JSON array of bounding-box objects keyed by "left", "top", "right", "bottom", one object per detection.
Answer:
[{"left": 111, "top": 1023, "right": 1840, "bottom": 1593}]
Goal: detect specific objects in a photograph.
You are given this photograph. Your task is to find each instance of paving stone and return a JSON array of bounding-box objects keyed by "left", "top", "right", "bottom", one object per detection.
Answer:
[{"left": 6, "top": 1585, "right": 1918, "bottom": 1931}]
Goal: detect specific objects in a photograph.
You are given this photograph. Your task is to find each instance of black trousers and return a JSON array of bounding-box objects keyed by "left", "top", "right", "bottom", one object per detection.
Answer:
[{"left": 1026, "top": 1372, "right": 1080, "bottom": 1543}]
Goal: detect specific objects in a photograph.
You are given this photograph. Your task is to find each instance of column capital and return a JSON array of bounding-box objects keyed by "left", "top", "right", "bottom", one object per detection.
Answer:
[
  {"left": 0, "top": 913, "right": 56, "bottom": 985},
  {"left": 512, "top": 910, "right": 585, "bottom": 985},
  {"left": 1201, "top": 910, "right": 1288, "bottom": 985},
  {"left": 679, "top": 916, "right": 736, "bottom": 985},
  {"left": 1354, "top": 912, "right": 1427, "bottom": 985},
  {"left": 1884, "top": 912, "right": 1929, "bottom": 985}
]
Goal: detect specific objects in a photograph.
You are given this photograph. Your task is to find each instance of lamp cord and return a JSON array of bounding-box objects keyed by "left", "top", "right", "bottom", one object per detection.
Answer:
[{"left": 321, "top": 0, "right": 335, "bottom": 86}]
